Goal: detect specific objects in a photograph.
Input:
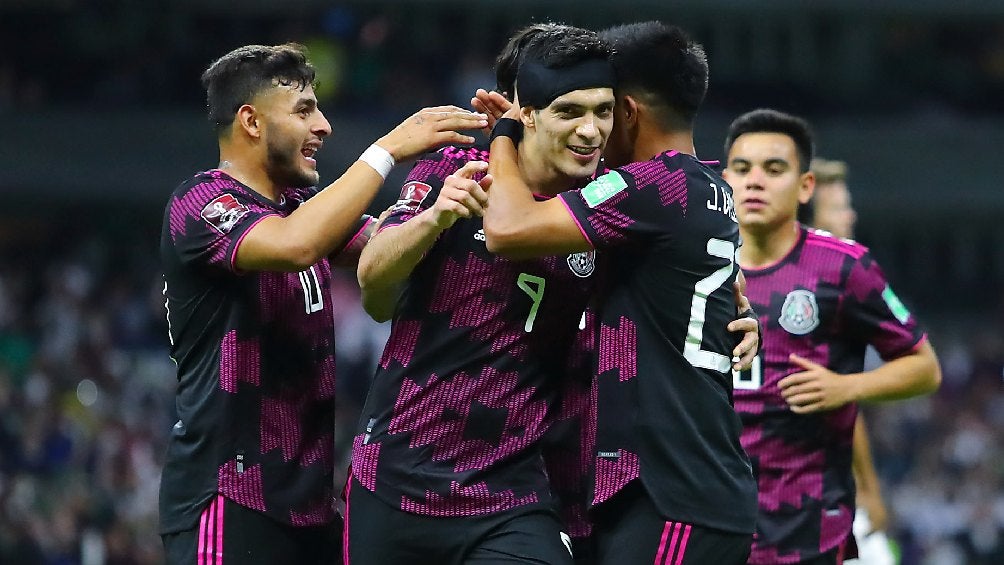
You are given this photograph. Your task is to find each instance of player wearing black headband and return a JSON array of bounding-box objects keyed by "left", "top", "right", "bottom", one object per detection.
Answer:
[
  {"left": 485, "top": 21, "right": 759, "bottom": 565},
  {"left": 343, "top": 24, "right": 615, "bottom": 565}
]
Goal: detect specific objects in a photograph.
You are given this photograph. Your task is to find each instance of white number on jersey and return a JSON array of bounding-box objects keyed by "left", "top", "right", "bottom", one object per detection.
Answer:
[
  {"left": 683, "top": 238, "right": 737, "bottom": 373},
  {"left": 517, "top": 273, "right": 546, "bottom": 332},
  {"left": 298, "top": 266, "right": 324, "bottom": 314},
  {"left": 732, "top": 354, "right": 763, "bottom": 390}
]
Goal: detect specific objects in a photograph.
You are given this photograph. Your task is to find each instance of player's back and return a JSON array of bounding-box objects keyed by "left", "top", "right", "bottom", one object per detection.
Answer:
[{"left": 558, "top": 150, "right": 757, "bottom": 534}]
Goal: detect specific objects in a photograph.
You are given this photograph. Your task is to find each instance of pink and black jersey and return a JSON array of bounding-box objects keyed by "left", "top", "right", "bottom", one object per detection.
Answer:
[
  {"left": 351, "top": 146, "right": 600, "bottom": 517},
  {"left": 159, "top": 170, "right": 366, "bottom": 534},
  {"left": 541, "top": 308, "right": 599, "bottom": 540},
  {"left": 558, "top": 150, "right": 757, "bottom": 535},
  {"left": 734, "top": 226, "right": 926, "bottom": 564}
]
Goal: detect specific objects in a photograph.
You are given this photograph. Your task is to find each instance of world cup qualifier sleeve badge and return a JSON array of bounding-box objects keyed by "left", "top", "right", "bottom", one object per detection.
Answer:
[
  {"left": 200, "top": 193, "right": 250, "bottom": 235},
  {"left": 778, "top": 289, "right": 820, "bottom": 335}
]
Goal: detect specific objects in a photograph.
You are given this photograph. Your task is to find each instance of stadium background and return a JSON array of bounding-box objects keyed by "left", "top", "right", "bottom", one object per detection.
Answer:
[{"left": 0, "top": 1, "right": 1001, "bottom": 563}]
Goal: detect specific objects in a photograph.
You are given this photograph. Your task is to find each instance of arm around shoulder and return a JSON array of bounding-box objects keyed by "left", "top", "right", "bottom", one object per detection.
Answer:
[{"left": 483, "top": 136, "right": 591, "bottom": 259}]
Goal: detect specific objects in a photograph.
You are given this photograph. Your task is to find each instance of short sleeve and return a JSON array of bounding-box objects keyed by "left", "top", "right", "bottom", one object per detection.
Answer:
[
  {"left": 336, "top": 215, "right": 378, "bottom": 257},
  {"left": 558, "top": 159, "right": 689, "bottom": 249},
  {"left": 378, "top": 145, "right": 490, "bottom": 232},
  {"left": 167, "top": 179, "right": 278, "bottom": 273},
  {"left": 841, "top": 251, "right": 925, "bottom": 359}
]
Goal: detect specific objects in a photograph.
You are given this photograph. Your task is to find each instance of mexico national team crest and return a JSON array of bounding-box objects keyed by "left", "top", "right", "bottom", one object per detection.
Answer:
[
  {"left": 566, "top": 251, "right": 596, "bottom": 277},
  {"left": 778, "top": 289, "right": 820, "bottom": 335},
  {"left": 201, "top": 193, "right": 249, "bottom": 235}
]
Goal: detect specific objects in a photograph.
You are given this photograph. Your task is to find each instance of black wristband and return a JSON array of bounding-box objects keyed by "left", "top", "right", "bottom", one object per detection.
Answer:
[{"left": 489, "top": 117, "right": 523, "bottom": 145}]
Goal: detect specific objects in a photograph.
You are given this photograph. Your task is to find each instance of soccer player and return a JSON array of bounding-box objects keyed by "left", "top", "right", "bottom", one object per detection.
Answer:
[
  {"left": 809, "top": 157, "right": 896, "bottom": 565},
  {"left": 484, "top": 21, "right": 759, "bottom": 565},
  {"left": 159, "top": 43, "right": 486, "bottom": 564},
  {"left": 722, "top": 108, "right": 941, "bottom": 564},
  {"left": 345, "top": 25, "right": 616, "bottom": 565},
  {"left": 809, "top": 158, "right": 856, "bottom": 240}
]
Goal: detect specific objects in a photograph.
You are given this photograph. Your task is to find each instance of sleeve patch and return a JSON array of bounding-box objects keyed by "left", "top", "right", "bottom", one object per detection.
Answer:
[
  {"left": 882, "top": 285, "right": 911, "bottom": 324},
  {"left": 581, "top": 171, "right": 628, "bottom": 208},
  {"left": 200, "top": 193, "right": 250, "bottom": 234},
  {"left": 390, "top": 181, "right": 433, "bottom": 213}
]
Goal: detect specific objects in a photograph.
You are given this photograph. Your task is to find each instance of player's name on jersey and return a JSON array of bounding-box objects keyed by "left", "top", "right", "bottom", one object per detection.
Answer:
[{"left": 706, "top": 182, "right": 737, "bottom": 223}]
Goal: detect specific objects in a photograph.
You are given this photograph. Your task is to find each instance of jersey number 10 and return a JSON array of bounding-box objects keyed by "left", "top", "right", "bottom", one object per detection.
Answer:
[{"left": 298, "top": 266, "right": 324, "bottom": 314}]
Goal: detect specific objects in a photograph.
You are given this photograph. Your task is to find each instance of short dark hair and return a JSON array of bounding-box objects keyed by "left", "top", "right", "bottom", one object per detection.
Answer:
[
  {"left": 723, "top": 108, "right": 815, "bottom": 172},
  {"left": 495, "top": 22, "right": 569, "bottom": 99},
  {"left": 495, "top": 23, "right": 612, "bottom": 102},
  {"left": 201, "top": 43, "right": 316, "bottom": 134},
  {"left": 599, "top": 21, "right": 708, "bottom": 129}
]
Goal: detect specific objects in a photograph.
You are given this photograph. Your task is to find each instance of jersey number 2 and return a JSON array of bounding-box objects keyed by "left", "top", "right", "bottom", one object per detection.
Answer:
[{"left": 683, "top": 238, "right": 737, "bottom": 373}]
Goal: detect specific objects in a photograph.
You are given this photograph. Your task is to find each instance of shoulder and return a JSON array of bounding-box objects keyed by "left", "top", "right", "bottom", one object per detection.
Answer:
[
  {"left": 803, "top": 227, "right": 870, "bottom": 261},
  {"left": 417, "top": 144, "right": 490, "bottom": 169},
  {"left": 169, "top": 169, "right": 248, "bottom": 209},
  {"left": 440, "top": 144, "right": 490, "bottom": 163},
  {"left": 614, "top": 151, "right": 714, "bottom": 186},
  {"left": 407, "top": 144, "right": 490, "bottom": 184}
]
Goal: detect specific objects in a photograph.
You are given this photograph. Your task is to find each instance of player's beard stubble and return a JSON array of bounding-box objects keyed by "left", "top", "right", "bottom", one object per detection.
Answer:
[{"left": 265, "top": 131, "right": 319, "bottom": 189}]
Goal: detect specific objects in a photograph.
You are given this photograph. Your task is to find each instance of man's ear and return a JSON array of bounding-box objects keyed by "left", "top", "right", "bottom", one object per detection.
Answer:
[
  {"left": 520, "top": 105, "right": 536, "bottom": 130},
  {"left": 798, "top": 171, "right": 816, "bottom": 205},
  {"left": 236, "top": 104, "right": 261, "bottom": 139},
  {"left": 620, "top": 94, "right": 640, "bottom": 128}
]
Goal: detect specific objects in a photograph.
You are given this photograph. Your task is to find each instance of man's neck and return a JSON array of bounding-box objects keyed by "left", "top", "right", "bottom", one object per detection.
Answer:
[
  {"left": 632, "top": 124, "right": 696, "bottom": 162},
  {"left": 739, "top": 221, "right": 802, "bottom": 269},
  {"left": 217, "top": 150, "right": 281, "bottom": 202}
]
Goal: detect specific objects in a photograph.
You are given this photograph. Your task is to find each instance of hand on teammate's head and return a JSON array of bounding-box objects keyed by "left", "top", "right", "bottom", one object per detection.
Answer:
[{"left": 379, "top": 106, "right": 488, "bottom": 162}]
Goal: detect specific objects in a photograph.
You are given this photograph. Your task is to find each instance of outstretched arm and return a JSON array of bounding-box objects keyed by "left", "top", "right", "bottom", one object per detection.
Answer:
[
  {"left": 358, "top": 160, "right": 491, "bottom": 322},
  {"left": 235, "top": 106, "right": 488, "bottom": 272}
]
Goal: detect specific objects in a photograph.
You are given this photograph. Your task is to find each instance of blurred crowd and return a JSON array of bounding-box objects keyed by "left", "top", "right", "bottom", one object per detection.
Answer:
[
  {"left": 0, "top": 213, "right": 389, "bottom": 564},
  {"left": 2, "top": 3, "right": 1004, "bottom": 118}
]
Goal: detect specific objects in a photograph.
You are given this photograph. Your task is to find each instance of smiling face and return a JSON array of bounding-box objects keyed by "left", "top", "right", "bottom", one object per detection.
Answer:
[
  {"left": 521, "top": 87, "right": 615, "bottom": 187},
  {"left": 723, "top": 132, "right": 814, "bottom": 237},
  {"left": 255, "top": 82, "right": 331, "bottom": 188}
]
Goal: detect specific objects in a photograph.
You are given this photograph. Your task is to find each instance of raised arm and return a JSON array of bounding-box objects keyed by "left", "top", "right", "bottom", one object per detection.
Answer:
[
  {"left": 358, "top": 160, "right": 491, "bottom": 322},
  {"left": 236, "top": 106, "right": 488, "bottom": 272},
  {"left": 483, "top": 116, "right": 591, "bottom": 260}
]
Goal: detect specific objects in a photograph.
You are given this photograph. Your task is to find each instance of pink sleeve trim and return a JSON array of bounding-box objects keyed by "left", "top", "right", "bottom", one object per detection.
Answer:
[
  {"left": 229, "top": 213, "right": 279, "bottom": 273},
  {"left": 558, "top": 193, "right": 597, "bottom": 249},
  {"left": 880, "top": 333, "right": 929, "bottom": 362},
  {"left": 910, "top": 334, "right": 929, "bottom": 353},
  {"left": 340, "top": 217, "right": 375, "bottom": 254}
]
